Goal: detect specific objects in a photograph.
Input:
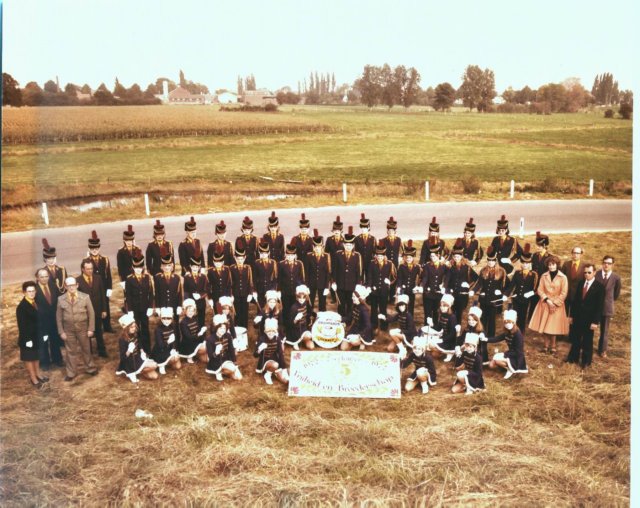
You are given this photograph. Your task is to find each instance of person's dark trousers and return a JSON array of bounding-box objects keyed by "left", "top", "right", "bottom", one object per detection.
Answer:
[
  {"left": 567, "top": 323, "right": 594, "bottom": 368},
  {"left": 39, "top": 332, "right": 64, "bottom": 368},
  {"left": 369, "top": 293, "right": 388, "bottom": 330},
  {"left": 281, "top": 294, "right": 295, "bottom": 331},
  {"left": 309, "top": 287, "right": 327, "bottom": 312},
  {"left": 512, "top": 301, "right": 530, "bottom": 338},
  {"left": 480, "top": 304, "right": 497, "bottom": 363},
  {"left": 196, "top": 299, "right": 207, "bottom": 329},
  {"left": 103, "top": 302, "right": 114, "bottom": 333},
  {"left": 598, "top": 316, "right": 612, "bottom": 355},
  {"left": 422, "top": 298, "right": 439, "bottom": 327},
  {"left": 257, "top": 292, "right": 267, "bottom": 311},
  {"left": 133, "top": 310, "right": 151, "bottom": 353},
  {"left": 93, "top": 317, "right": 107, "bottom": 356},
  {"left": 452, "top": 295, "right": 468, "bottom": 326},
  {"left": 330, "top": 287, "right": 337, "bottom": 304},
  {"left": 234, "top": 297, "right": 249, "bottom": 328},
  {"left": 527, "top": 294, "right": 539, "bottom": 322},
  {"left": 338, "top": 289, "right": 353, "bottom": 319}
]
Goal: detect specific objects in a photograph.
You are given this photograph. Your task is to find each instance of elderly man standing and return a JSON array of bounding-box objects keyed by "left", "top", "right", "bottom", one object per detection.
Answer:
[
  {"left": 56, "top": 277, "right": 99, "bottom": 381},
  {"left": 595, "top": 255, "right": 622, "bottom": 359},
  {"left": 561, "top": 246, "right": 585, "bottom": 316}
]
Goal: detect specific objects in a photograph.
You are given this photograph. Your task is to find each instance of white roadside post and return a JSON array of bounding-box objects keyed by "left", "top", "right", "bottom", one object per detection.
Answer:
[
  {"left": 425, "top": 181, "right": 430, "bottom": 201},
  {"left": 42, "top": 203, "right": 49, "bottom": 226},
  {"left": 510, "top": 180, "right": 515, "bottom": 199},
  {"left": 589, "top": 179, "right": 594, "bottom": 197},
  {"left": 144, "top": 193, "right": 150, "bottom": 216},
  {"left": 519, "top": 217, "right": 525, "bottom": 239},
  {"left": 342, "top": 183, "right": 347, "bottom": 203}
]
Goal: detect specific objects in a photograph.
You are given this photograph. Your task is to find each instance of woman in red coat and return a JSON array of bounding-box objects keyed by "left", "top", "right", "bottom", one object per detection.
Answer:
[{"left": 528, "top": 255, "right": 569, "bottom": 355}]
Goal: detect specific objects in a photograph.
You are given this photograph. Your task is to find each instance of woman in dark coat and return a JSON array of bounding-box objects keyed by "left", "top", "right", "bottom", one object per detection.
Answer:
[
  {"left": 486, "top": 309, "right": 528, "bottom": 379},
  {"left": 17, "top": 281, "right": 47, "bottom": 388}
]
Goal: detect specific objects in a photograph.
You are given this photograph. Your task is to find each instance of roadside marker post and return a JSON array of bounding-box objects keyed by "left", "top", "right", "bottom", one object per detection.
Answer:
[
  {"left": 425, "top": 181, "right": 430, "bottom": 201},
  {"left": 519, "top": 217, "right": 525, "bottom": 239},
  {"left": 510, "top": 180, "right": 515, "bottom": 199},
  {"left": 144, "top": 194, "right": 150, "bottom": 216},
  {"left": 589, "top": 179, "right": 594, "bottom": 197},
  {"left": 342, "top": 183, "right": 347, "bottom": 203},
  {"left": 42, "top": 203, "right": 49, "bottom": 226}
]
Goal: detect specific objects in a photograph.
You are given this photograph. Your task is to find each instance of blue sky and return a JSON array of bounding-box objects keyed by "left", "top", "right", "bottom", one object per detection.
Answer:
[{"left": 2, "top": 0, "right": 636, "bottom": 93}]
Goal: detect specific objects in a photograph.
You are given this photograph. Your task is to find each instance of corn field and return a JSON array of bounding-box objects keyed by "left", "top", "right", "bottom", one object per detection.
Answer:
[{"left": 2, "top": 106, "right": 332, "bottom": 144}]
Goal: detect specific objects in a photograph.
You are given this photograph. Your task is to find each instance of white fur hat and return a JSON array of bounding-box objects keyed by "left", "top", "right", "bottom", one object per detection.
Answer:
[
  {"left": 440, "top": 294, "right": 454, "bottom": 307},
  {"left": 118, "top": 312, "right": 135, "bottom": 328},
  {"left": 265, "top": 290, "right": 281, "bottom": 301},
  {"left": 464, "top": 332, "right": 479, "bottom": 347},
  {"left": 213, "top": 314, "right": 227, "bottom": 326},
  {"left": 295, "top": 284, "right": 310, "bottom": 295},
  {"left": 219, "top": 296, "right": 233, "bottom": 307},
  {"left": 503, "top": 309, "right": 518, "bottom": 323},
  {"left": 412, "top": 335, "right": 427, "bottom": 350},
  {"left": 397, "top": 294, "right": 410, "bottom": 305},
  {"left": 354, "top": 284, "right": 371, "bottom": 300},
  {"left": 264, "top": 318, "right": 279, "bottom": 331},
  {"left": 468, "top": 306, "right": 483, "bottom": 320},
  {"left": 182, "top": 298, "right": 196, "bottom": 309},
  {"left": 160, "top": 307, "right": 173, "bottom": 319}
]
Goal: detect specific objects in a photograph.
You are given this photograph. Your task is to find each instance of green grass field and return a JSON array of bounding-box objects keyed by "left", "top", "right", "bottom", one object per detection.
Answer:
[
  {"left": 1, "top": 106, "right": 632, "bottom": 231},
  {"left": 0, "top": 232, "right": 630, "bottom": 506}
]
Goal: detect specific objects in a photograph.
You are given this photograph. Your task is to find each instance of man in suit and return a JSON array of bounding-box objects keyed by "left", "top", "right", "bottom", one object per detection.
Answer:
[
  {"left": 34, "top": 268, "right": 64, "bottom": 369},
  {"left": 86, "top": 230, "right": 114, "bottom": 333},
  {"left": 566, "top": 264, "right": 604, "bottom": 368},
  {"left": 56, "top": 277, "right": 98, "bottom": 381},
  {"left": 595, "top": 255, "right": 622, "bottom": 358},
  {"left": 77, "top": 259, "right": 108, "bottom": 357},
  {"left": 561, "top": 246, "right": 585, "bottom": 316}
]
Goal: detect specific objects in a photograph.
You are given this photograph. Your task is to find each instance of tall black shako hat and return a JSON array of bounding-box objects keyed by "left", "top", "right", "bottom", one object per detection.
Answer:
[
  {"left": 375, "top": 239, "right": 386, "bottom": 256},
  {"left": 464, "top": 217, "right": 476, "bottom": 234},
  {"left": 486, "top": 245, "right": 497, "bottom": 261},
  {"left": 285, "top": 237, "right": 297, "bottom": 256},
  {"left": 215, "top": 220, "right": 227, "bottom": 234},
  {"left": 535, "top": 231, "right": 549, "bottom": 247},
  {"left": 268, "top": 211, "right": 279, "bottom": 228},
  {"left": 343, "top": 226, "right": 356, "bottom": 244},
  {"left": 42, "top": 238, "right": 56, "bottom": 259},
  {"left": 359, "top": 213, "right": 370, "bottom": 229},
  {"left": 312, "top": 229, "right": 323, "bottom": 247},
  {"left": 153, "top": 219, "right": 165, "bottom": 235},
  {"left": 332, "top": 215, "right": 343, "bottom": 232},
  {"left": 428, "top": 216, "right": 439, "bottom": 233},
  {"left": 404, "top": 240, "right": 417, "bottom": 257},
  {"left": 132, "top": 253, "right": 145, "bottom": 268},
  {"left": 258, "top": 241, "right": 270, "bottom": 254},
  {"left": 88, "top": 230, "right": 100, "bottom": 249},
  {"left": 520, "top": 243, "right": 533, "bottom": 263},
  {"left": 123, "top": 225, "right": 135, "bottom": 241},
  {"left": 496, "top": 214, "right": 509, "bottom": 234},
  {"left": 299, "top": 213, "right": 310, "bottom": 229},
  {"left": 242, "top": 216, "right": 254, "bottom": 230},
  {"left": 185, "top": 216, "right": 197, "bottom": 232},
  {"left": 386, "top": 216, "right": 397, "bottom": 230},
  {"left": 451, "top": 238, "right": 464, "bottom": 256}
]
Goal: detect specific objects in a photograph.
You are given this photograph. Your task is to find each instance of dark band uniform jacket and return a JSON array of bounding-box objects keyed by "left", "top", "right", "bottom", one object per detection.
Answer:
[
  {"left": 419, "top": 239, "right": 448, "bottom": 265},
  {"left": 42, "top": 264, "right": 68, "bottom": 295},
  {"left": 154, "top": 273, "right": 183, "bottom": 311},
  {"left": 368, "top": 258, "right": 397, "bottom": 297},
  {"left": 454, "top": 350, "right": 485, "bottom": 390},
  {"left": 179, "top": 239, "right": 205, "bottom": 275},
  {"left": 420, "top": 261, "right": 449, "bottom": 300},
  {"left": 387, "top": 310, "right": 417, "bottom": 345},
  {"left": 433, "top": 311, "right": 458, "bottom": 353},
  {"left": 355, "top": 233, "right": 376, "bottom": 281},
  {"left": 345, "top": 303, "right": 373, "bottom": 346},
  {"left": 152, "top": 322, "right": 179, "bottom": 366},
  {"left": 179, "top": 315, "right": 205, "bottom": 358},
  {"left": 254, "top": 258, "right": 278, "bottom": 295},
  {"left": 116, "top": 333, "right": 147, "bottom": 376},
  {"left": 254, "top": 332, "right": 287, "bottom": 373},
  {"left": 293, "top": 234, "right": 313, "bottom": 261},
  {"left": 324, "top": 235, "right": 344, "bottom": 266},
  {"left": 235, "top": 234, "right": 258, "bottom": 268},
  {"left": 383, "top": 236, "right": 403, "bottom": 267},
  {"left": 125, "top": 273, "right": 154, "bottom": 313},
  {"left": 207, "top": 239, "right": 234, "bottom": 267},
  {"left": 460, "top": 237, "right": 483, "bottom": 264},
  {"left": 396, "top": 262, "right": 421, "bottom": 295},
  {"left": 489, "top": 235, "right": 521, "bottom": 275},
  {"left": 333, "top": 251, "right": 362, "bottom": 291},
  {"left": 262, "top": 232, "right": 285, "bottom": 262},
  {"left": 287, "top": 300, "right": 315, "bottom": 346},
  {"left": 146, "top": 239, "right": 174, "bottom": 276},
  {"left": 447, "top": 261, "right": 478, "bottom": 297},
  {"left": 401, "top": 351, "right": 437, "bottom": 383},
  {"left": 117, "top": 246, "right": 142, "bottom": 282},
  {"left": 205, "top": 331, "right": 237, "bottom": 374},
  {"left": 17, "top": 297, "right": 40, "bottom": 361},
  {"left": 487, "top": 329, "right": 528, "bottom": 373},
  {"left": 207, "top": 265, "right": 233, "bottom": 301},
  {"left": 305, "top": 251, "right": 331, "bottom": 291},
  {"left": 278, "top": 260, "right": 305, "bottom": 296},
  {"left": 473, "top": 266, "right": 507, "bottom": 308},
  {"left": 86, "top": 254, "right": 113, "bottom": 295},
  {"left": 230, "top": 264, "right": 255, "bottom": 298}
]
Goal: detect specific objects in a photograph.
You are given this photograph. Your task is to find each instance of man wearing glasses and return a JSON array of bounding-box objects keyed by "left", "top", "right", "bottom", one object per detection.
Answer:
[
  {"left": 595, "top": 256, "right": 622, "bottom": 359},
  {"left": 561, "top": 246, "right": 584, "bottom": 316},
  {"left": 566, "top": 264, "right": 604, "bottom": 369}
]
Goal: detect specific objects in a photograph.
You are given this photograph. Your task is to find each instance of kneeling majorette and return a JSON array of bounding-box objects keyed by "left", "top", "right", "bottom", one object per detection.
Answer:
[
  {"left": 254, "top": 289, "right": 283, "bottom": 335},
  {"left": 287, "top": 284, "right": 316, "bottom": 350},
  {"left": 485, "top": 309, "right": 528, "bottom": 379},
  {"left": 178, "top": 299, "right": 208, "bottom": 364},
  {"left": 431, "top": 293, "right": 460, "bottom": 362},
  {"left": 152, "top": 307, "right": 182, "bottom": 375},
  {"left": 205, "top": 314, "right": 241, "bottom": 381},
  {"left": 341, "top": 285, "right": 373, "bottom": 351},
  {"left": 400, "top": 335, "right": 437, "bottom": 394},
  {"left": 254, "top": 317, "right": 289, "bottom": 385},
  {"left": 451, "top": 333, "right": 485, "bottom": 395},
  {"left": 218, "top": 296, "right": 237, "bottom": 341},
  {"left": 460, "top": 304, "right": 485, "bottom": 348},
  {"left": 115, "top": 313, "right": 158, "bottom": 383},
  {"left": 384, "top": 294, "right": 417, "bottom": 357}
]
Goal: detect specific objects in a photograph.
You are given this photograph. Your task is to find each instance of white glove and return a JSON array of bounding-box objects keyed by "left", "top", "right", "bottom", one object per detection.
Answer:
[
  {"left": 323, "top": 288, "right": 330, "bottom": 296},
  {"left": 258, "top": 343, "right": 268, "bottom": 353},
  {"left": 200, "top": 267, "right": 207, "bottom": 275},
  {"left": 500, "top": 257, "right": 511, "bottom": 264},
  {"left": 461, "top": 282, "right": 469, "bottom": 288},
  {"left": 208, "top": 299, "right": 214, "bottom": 308},
  {"left": 524, "top": 290, "right": 534, "bottom": 298},
  {"left": 120, "top": 281, "right": 126, "bottom": 290},
  {"left": 294, "top": 312, "right": 303, "bottom": 322},
  {"left": 455, "top": 324, "right": 461, "bottom": 334},
  {"left": 170, "top": 348, "right": 177, "bottom": 356},
  {"left": 427, "top": 317, "right": 433, "bottom": 327},
  {"left": 127, "top": 342, "right": 136, "bottom": 354},
  {"left": 480, "top": 333, "right": 488, "bottom": 342},
  {"left": 416, "top": 287, "right": 424, "bottom": 294},
  {"left": 247, "top": 295, "right": 253, "bottom": 302},
  {"left": 439, "top": 284, "right": 445, "bottom": 293},
  {"left": 384, "top": 278, "right": 391, "bottom": 285},
  {"left": 198, "top": 326, "right": 208, "bottom": 336},
  {"left": 470, "top": 260, "right": 477, "bottom": 266},
  {"left": 455, "top": 346, "right": 462, "bottom": 357},
  {"left": 502, "top": 295, "right": 508, "bottom": 302},
  {"left": 26, "top": 340, "right": 33, "bottom": 348},
  {"left": 230, "top": 296, "right": 235, "bottom": 303},
  {"left": 469, "top": 290, "right": 475, "bottom": 297},
  {"left": 331, "top": 283, "right": 337, "bottom": 291},
  {"left": 215, "top": 344, "right": 222, "bottom": 355},
  {"left": 193, "top": 293, "right": 200, "bottom": 300},
  {"left": 254, "top": 315, "right": 263, "bottom": 324},
  {"left": 43, "top": 335, "right": 49, "bottom": 342},
  {"left": 140, "top": 350, "right": 147, "bottom": 360},
  {"left": 494, "top": 289, "right": 501, "bottom": 295},
  {"left": 106, "top": 289, "right": 112, "bottom": 298},
  {"left": 168, "top": 333, "right": 175, "bottom": 344},
  {"left": 155, "top": 308, "right": 161, "bottom": 317},
  {"left": 252, "top": 292, "right": 258, "bottom": 301},
  {"left": 378, "top": 314, "right": 386, "bottom": 320},
  {"left": 176, "top": 307, "right": 182, "bottom": 315},
  {"left": 146, "top": 308, "right": 153, "bottom": 317}
]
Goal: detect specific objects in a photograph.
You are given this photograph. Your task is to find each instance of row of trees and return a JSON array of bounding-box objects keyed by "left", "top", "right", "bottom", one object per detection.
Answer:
[{"left": 353, "top": 64, "right": 422, "bottom": 108}]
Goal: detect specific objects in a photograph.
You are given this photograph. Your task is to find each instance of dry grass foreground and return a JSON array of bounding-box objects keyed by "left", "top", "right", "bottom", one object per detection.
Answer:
[{"left": 0, "top": 232, "right": 630, "bottom": 506}]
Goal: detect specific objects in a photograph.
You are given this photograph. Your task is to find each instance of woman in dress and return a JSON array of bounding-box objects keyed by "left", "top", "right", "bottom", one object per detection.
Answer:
[
  {"left": 254, "top": 317, "right": 288, "bottom": 385},
  {"left": 178, "top": 299, "right": 208, "bottom": 364},
  {"left": 400, "top": 336, "right": 437, "bottom": 394},
  {"left": 485, "top": 309, "right": 528, "bottom": 379},
  {"left": 17, "top": 281, "right": 47, "bottom": 388},
  {"left": 151, "top": 307, "right": 182, "bottom": 375},
  {"left": 451, "top": 333, "right": 485, "bottom": 395},
  {"left": 340, "top": 285, "right": 373, "bottom": 351},
  {"left": 116, "top": 313, "right": 158, "bottom": 383},
  {"left": 205, "top": 314, "right": 242, "bottom": 381}
]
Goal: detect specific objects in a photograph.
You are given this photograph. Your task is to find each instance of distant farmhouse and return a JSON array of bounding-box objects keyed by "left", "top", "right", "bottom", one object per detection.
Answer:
[
  {"left": 152, "top": 80, "right": 276, "bottom": 106},
  {"left": 241, "top": 89, "right": 278, "bottom": 106},
  {"left": 167, "top": 86, "right": 214, "bottom": 105}
]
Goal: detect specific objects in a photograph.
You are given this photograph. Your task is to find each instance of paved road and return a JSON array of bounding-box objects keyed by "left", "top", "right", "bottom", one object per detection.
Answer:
[{"left": 1, "top": 199, "right": 631, "bottom": 286}]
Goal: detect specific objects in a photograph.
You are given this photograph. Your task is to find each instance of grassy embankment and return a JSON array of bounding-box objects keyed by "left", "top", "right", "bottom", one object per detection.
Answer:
[
  {"left": 1, "top": 106, "right": 632, "bottom": 232},
  {"left": 0, "top": 232, "right": 630, "bottom": 506}
]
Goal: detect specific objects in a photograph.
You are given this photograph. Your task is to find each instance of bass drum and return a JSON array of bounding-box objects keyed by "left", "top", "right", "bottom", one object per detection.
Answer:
[
  {"left": 233, "top": 326, "right": 248, "bottom": 352},
  {"left": 311, "top": 311, "right": 346, "bottom": 349}
]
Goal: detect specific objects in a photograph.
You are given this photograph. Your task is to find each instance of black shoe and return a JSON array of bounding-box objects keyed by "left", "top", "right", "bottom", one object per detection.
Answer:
[
  {"left": 37, "top": 375, "right": 50, "bottom": 382},
  {"left": 98, "top": 351, "right": 108, "bottom": 358},
  {"left": 87, "top": 369, "right": 99, "bottom": 376},
  {"left": 64, "top": 376, "right": 75, "bottom": 382}
]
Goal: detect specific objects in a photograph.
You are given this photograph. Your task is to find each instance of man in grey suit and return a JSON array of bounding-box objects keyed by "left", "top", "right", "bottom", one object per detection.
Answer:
[{"left": 594, "top": 255, "right": 622, "bottom": 358}]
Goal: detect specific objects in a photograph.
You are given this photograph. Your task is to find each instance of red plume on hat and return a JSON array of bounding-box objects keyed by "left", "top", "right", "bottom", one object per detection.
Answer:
[
  {"left": 245, "top": 216, "right": 250, "bottom": 221},
  {"left": 501, "top": 215, "right": 506, "bottom": 221},
  {"left": 468, "top": 217, "right": 473, "bottom": 224},
  {"left": 336, "top": 215, "right": 340, "bottom": 221},
  {"left": 156, "top": 220, "right": 161, "bottom": 226},
  {"left": 390, "top": 216, "right": 394, "bottom": 221},
  {"left": 524, "top": 243, "right": 531, "bottom": 254},
  {"left": 271, "top": 211, "right": 276, "bottom": 218},
  {"left": 432, "top": 217, "right": 436, "bottom": 224},
  {"left": 348, "top": 226, "right": 353, "bottom": 235},
  {"left": 128, "top": 225, "right": 133, "bottom": 232},
  {"left": 301, "top": 213, "right": 306, "bottom": 220},
  {"left": 361, "top": 213, "right": 365, "bottom": 219},
  {"left": 313, "top": 228, "right": 319, "bottom": 237},
  {"left": 408, "top": 240, "right": 413, "bottom": 248},
  {"left": 536, "top": 231, "right": 541, "bottom": 238},
  {"left": 42, "top": 238, "right": 50, "bottom": 249},
  {"left": 91, "top": 230, "right": 98, "bottom": 240}
]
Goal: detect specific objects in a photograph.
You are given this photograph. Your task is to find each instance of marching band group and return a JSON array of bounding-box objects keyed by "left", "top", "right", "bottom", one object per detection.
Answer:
[{"left": 16, "top": 210, "right": 617, "bottom": 395}]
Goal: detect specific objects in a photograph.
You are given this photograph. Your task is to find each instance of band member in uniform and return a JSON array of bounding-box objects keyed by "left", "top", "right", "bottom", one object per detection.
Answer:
[
  {"left": 505, "top": 243, "right": 537, "bottom": 335},
  {"left": 208, "top": 220, "right": 234, "bottom": 267},
  {"left": 384, "top": 294, "right": 416, "bottom": 356},
  {"left": 451, "top": 333, "right": 485, "bottom": 395},
  {"left": 235, "top": 216, "right": 258, "bottom": 270},
  {"left": 332, "top": 227, "right": 363, "bottom": 318},
  {"left": 383, "top": 217, "right": 403, "bottom": 303},
  {"left": 431, "top": 294, "right": 458, "bottom": 361},
  {"left": 207, "top": 245, "right": 233, "bottom": 313},
  {"left": 146, "top": 220, "right": 174, "bottom": 277},
  {"left": 484, "top": 308, "right": 529, "bottom": 379},
  {"left": 229, "top": 247, "right": 256, "bottom": 328},
  {"left": 286, "top": 285, "right": 316, "bottom": 350},
  {"left": 489, "top": 215, "right": 522, "bottom": 276},
  {"left": 459, "top": 218, "right": 483, "bottom": 266},
  {"left": 218, "top": 296, "right": 238, "bottom": 341},
  {"left": 183, "top": 257, "right": 210, "bottom": 329},
  {"left": 292, "top": 213, "right": 313, "bottom": 261},
  {"left": 77, "top": 259, "right": 108, "bottom": 357},
  {"left": 305, "top": 230, "right": 331, "bottom": 312},
  {"left": 262, "top": 211, "right": 285, "bottom": 262},
  {"left": 178, "top": 217, "right": 205, "bottom": 276},
  {"left": 396, "top": 240, "right": 421, "bottom": 315},
  {"left": 324, "top": 216, "right": 344, "bottom": 304},
  {"left": 368, "top": 240, "right": 397, "bottom": 331},
  {"left": 420, "top": 241, "right": 449, "bottom": 327},
  {"left": 340, "top": 285, "right": 373, "bottom": 351},
  {"left": 254, "top": 289, "right": 284, "bottom": 336},
  {"left": 419, "top": 217, "right": 448, "bottom": 265},
  {"left": 115, "top": 313, "right": 158, "bottom": 383},
  {"left": 117, "top": 226, "right": 142, "bottom": 308},
  {"left": 205, "top": 314, "right": 242, "bottom": 381},
  {"left": 355, "top": 213, "right": 376, "bottom": 285},
  {"left": 254, "top": 242, "right": 278, "bottom": 309},
  {"left": 124, "top": 254, "right": 155, "bottom": 353},
  {"left": 529, "top": 231, "right": 552, "bottom": 321},
  {"left": 254, "top": 317, "right": 289, "bottom": 385},
  {"left": 400, "top": 336, "right": 437, "bottom": 394},
  {"left": 152, "top": 307, "right": 182, "bottom": 375},
  {"left": 154, "top": 254, "right": 183, "bottom": 319},
  {"left": 41, "top": 238, "right": 68, "bottom": 295},
  {"left": 178, "top": 299, "right": 209, "bottom": 364},
  {"left": 461, "top": 304, "right": 485, "bottom": 348},
  {"left": 446, "top": 239, "right": 479, "bottom": 324},
  {"left": 86, "top": 230, "right": 115, "bottom": 333},
  {"left": 278, "top": 242, "right": 306, "bottom": 329}
]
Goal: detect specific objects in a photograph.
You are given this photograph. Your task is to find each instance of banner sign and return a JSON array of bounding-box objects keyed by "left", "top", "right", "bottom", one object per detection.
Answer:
[
  {"left": 311, "top": 311, "right": 345, "bottom": 349},
  {"left": 288, "top": 351, "right": 401, "bottom": 398}
]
